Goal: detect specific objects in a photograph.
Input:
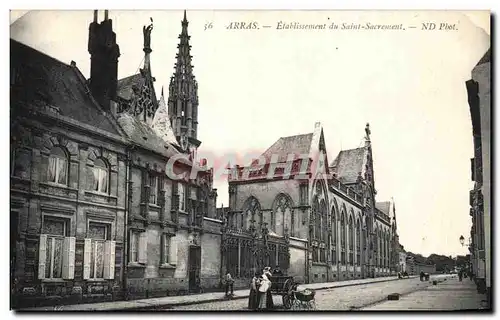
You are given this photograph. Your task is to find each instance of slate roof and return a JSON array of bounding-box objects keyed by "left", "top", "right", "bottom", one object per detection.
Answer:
[
  {"left": 261, "top": 133, "right": 314, "bottom": 163},
  {"left": 330, "top": 147, "right": 366, "bottom": 184},
  {"left": 116, "top": 112, "right": 180, "bottom": 159},
  {"left": 151, "top": 93, "right": 179, "bottom": 147},
  {"left": 476, "top": 48, "right": 491, "bottom": 66},
  {"left": 117, "top": 73, "right": 144, "bottom": 101},
  {"left": 376, "top": 201, "right": 391, "bottom": 216},
  {"left": 10, "top": 39, "right": 121, "bottom": 135}
]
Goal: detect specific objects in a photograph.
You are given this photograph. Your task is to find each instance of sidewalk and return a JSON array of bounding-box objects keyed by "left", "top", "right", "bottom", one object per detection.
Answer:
[
  {"left": 362, "top": 275, "right": 489, "bottom": 311},
  {"left": 21, "top": 275, "right": 412, "bottom": 311}
]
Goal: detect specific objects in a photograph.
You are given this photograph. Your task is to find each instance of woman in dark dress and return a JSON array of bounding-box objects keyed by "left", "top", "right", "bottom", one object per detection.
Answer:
[{"left": 248, "top": 271, "right": 261, "bottom": 310}]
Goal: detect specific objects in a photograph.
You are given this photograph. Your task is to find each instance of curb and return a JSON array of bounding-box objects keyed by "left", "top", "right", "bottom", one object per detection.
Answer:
[{"left": 128, "top": 276, "right": 418, "bottom": 310}]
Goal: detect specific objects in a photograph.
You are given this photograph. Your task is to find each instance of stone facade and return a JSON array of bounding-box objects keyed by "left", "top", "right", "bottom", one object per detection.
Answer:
[
  {"left": 10, "top": 38, "right": 129, "bottom": 308},
  {"left": 10, "top": 10, "right": 220, "bottom": 308},
  {"left": 220, "top": 122, "right": 399, "bottom": 286},
  {"left": 466, "top": 47, "right": 490, "bottom": 301}
]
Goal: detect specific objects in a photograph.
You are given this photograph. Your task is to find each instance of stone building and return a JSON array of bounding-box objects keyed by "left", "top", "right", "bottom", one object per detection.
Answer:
[
  {"left": 220, "top": 122, "right": 399, "bottom": 285},
  {"left": 466, "top": 47, "right": 490, "bottom": 302},
  {"left": 10, "top": 10, "right": 220, "bottom": 307},
  {"left": 11, "top": 36, "right": 129, "bottom": 307},
  {"left": 405, "top": 256, "right": 436, "bottom": 276}
]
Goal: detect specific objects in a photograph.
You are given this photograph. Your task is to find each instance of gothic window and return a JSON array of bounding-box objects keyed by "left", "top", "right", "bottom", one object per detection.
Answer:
[
  {"left": 374, "top": 228, "right": 378, "bottom": 267},
  {"left": 272, "top": 193, "right": 293, "bottom": 236},
  {"left": 356, "top": 220, "right": 361, "bottom": 266},
  {"left": 331, "top": 206, "right": 337, "bottom": 264},
  {"left": 92, "top": 158, "right": 109, "bottom": 194},
  {"left": 349, "top": 216, "right": 354, "bottom": 266},
  {"left": 319, "top": 200, "right": 327, "bottom": 263},
  {"left": 313, "top": 197, "right": 320, "bottom": 240},
  {"left": 340, "top": 212, "right": 346, "bottom": 265},
  {"left": 47, "top": 146, "right": 68, "bottom": 186},
  {"left": 242, "top": 197, "right": 261, "bottom": 231},
  {"left": 299, "top": 183, "right": 308, "bottom": 205}
]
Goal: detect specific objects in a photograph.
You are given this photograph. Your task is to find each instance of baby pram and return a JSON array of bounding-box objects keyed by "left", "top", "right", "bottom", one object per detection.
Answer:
[{"left": 288, "top": 285, "right": 316, "bottom": 310}]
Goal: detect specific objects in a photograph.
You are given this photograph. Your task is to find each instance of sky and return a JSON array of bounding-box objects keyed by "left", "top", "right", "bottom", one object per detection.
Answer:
[{"left": 10, "top": 10, "right": 490, "bottom": 258}]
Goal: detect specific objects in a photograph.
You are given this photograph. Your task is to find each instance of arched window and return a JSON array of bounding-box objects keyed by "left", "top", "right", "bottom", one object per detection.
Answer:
[
  {"left": 92, "top": 158, "right": 109, "bottom": 194},
  {"left": 48, "top": 146, "right": 68, "bottom": 185},
  {"left": 331, "top": 206, "right": 337, "bottom": 264},
  {"left": 312, "top": 197, "right": 320, "bottom": 263},
  {"left": 349, "top": 216, "right": 354, "bottom": 266},
  {"left": 340, "top": 212, "right": 346, "bottom": 265},
  {"left": 319, "top": 199, "right": 327, "bottom": 262},
  {"left": 320, "top": 200, "right": 327, "bottom": 242},
  {"left": 313, "top": 197, "right": 320, "bottom": 240},
  {"left": 378, "top": 230, "right": 382, "bottom": 268},
  {"left": 242, "top": 197, "right": 261, "bottom": 231},
  {"left": 373, "top": 227, "right": 378, "bottom": 267},
  {"left": 356, "top": 219, "right": 361, "bottom": 266},
  {"left": 273, "top": 193, "right": 293, "bottom": 236}
]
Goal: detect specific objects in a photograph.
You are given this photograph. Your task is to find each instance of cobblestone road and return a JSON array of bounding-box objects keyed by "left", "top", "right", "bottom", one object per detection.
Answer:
[{"left": 165, "top": 275, "right": 450, "bottom": 311}]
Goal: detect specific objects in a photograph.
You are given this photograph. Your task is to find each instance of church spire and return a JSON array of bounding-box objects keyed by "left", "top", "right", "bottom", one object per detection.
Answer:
[{"left": 168, "top": 10, "right": 201, "bottom": 154}]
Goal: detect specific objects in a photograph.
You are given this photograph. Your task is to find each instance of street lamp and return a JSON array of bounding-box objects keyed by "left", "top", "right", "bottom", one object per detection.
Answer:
[{"left": 459, "top": 235, "right": 465, "bottom": 247}]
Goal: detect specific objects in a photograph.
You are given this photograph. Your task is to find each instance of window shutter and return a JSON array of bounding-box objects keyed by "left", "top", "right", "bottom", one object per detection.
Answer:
[
  {"left": 83, "top": 238, "right": 92, "bottom": 279},
  {"left": 104, "top": 241, "right": 116, "bottom": 279},
  {"left": 62, "top": 237, "right": 76, "bottom": 279},
  {"left": 169, "top": 236, "right": 177, "bottom": 265},
  {"left": 38, "top": 234, "right": 47, "bottom": 279},
  {"left": 138, "top": 232, "right": 148, "bottom": 264}
]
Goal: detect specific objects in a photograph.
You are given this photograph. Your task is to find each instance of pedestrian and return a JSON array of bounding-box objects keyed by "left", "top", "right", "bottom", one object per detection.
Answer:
[
  {"left": 224, "top": 273, "right": 234, "bottom": 297},
  {"left": 257, "top": 272, "right": 271, "bottom": 310},
  {"left": 458, "top": 269, "right": 463, "bottom": 282},
  {"left": 248, "top": 271, "right": 261, "bottom": 310}
]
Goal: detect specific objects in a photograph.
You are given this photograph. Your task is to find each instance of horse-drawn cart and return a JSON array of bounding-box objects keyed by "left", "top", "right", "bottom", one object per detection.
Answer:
[{"left": 268, "top": 276, "right": 316, "bottom": 310}]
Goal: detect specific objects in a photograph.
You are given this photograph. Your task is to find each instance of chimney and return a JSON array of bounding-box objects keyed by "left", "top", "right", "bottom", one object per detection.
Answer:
[{"left": 88, "top": 10, "right": 120, "bottom": 111}]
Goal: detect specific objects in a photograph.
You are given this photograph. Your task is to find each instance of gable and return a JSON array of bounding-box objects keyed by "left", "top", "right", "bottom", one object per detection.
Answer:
[
  {"left": 330, "top": 147, "right": 366, "bottom": 184},
  {"left": 260, "top": 133, "right": 314, "bottom": 163}
]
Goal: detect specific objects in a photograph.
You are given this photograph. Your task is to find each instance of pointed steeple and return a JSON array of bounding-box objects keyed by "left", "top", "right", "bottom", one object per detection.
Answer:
[{"left": 168, "top": 10, "right": 201, "bottom": 154}]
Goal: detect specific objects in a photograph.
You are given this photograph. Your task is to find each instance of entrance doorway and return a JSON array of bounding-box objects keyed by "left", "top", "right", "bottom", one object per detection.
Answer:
[{"left": 188, "top": 246, "right": 201, "bottom": 293}]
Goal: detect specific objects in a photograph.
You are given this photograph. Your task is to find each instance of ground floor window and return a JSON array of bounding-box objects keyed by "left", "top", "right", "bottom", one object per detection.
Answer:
[
  {"left": 39, "top": 216, "right": 75, "bottom": 280},
  {"left": 84, "top": 222, "right": 115, "bottom": 280}
]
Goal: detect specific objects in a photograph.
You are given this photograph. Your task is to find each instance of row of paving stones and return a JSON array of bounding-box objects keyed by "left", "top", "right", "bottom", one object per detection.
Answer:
[
  {"left": 361, "top": 275, "right": 489, "bottom": 311},
  {"left": 21, "top": 275, "right": 415, "bottom": 311}
]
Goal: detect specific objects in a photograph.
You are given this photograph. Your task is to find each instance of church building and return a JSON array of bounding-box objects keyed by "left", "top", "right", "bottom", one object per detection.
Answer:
[{"left": 221, "top": 122, "right": 399, "bottom": 285}]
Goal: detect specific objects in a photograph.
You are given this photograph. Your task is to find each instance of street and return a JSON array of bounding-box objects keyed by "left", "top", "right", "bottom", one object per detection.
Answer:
[{"left": 159, "top": 275, "right": 451, "bottom": 311}]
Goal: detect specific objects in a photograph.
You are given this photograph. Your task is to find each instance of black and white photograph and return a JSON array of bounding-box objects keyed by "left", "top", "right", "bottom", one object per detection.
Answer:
[{"left": 8, "top": 7, "right": 491, "bottom": 313}]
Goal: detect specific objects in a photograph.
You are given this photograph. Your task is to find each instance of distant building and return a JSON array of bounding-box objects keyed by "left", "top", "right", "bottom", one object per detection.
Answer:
[
  {"left": 398, "top": 247, "right": 407, "bottom": 273},
  {"left": 466, "top": 47, "right": 490, "bottom": 302},
  {"left": 220, "top": 123, "right": 398, "bottom": 285},
  {"left": 405, "top": 256, "right": 435, "bottom": 275}
]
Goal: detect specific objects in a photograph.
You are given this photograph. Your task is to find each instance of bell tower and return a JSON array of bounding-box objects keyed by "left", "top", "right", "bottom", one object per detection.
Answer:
[{"left": 167, "top": 10, "right": 201, "bottom": 155}]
